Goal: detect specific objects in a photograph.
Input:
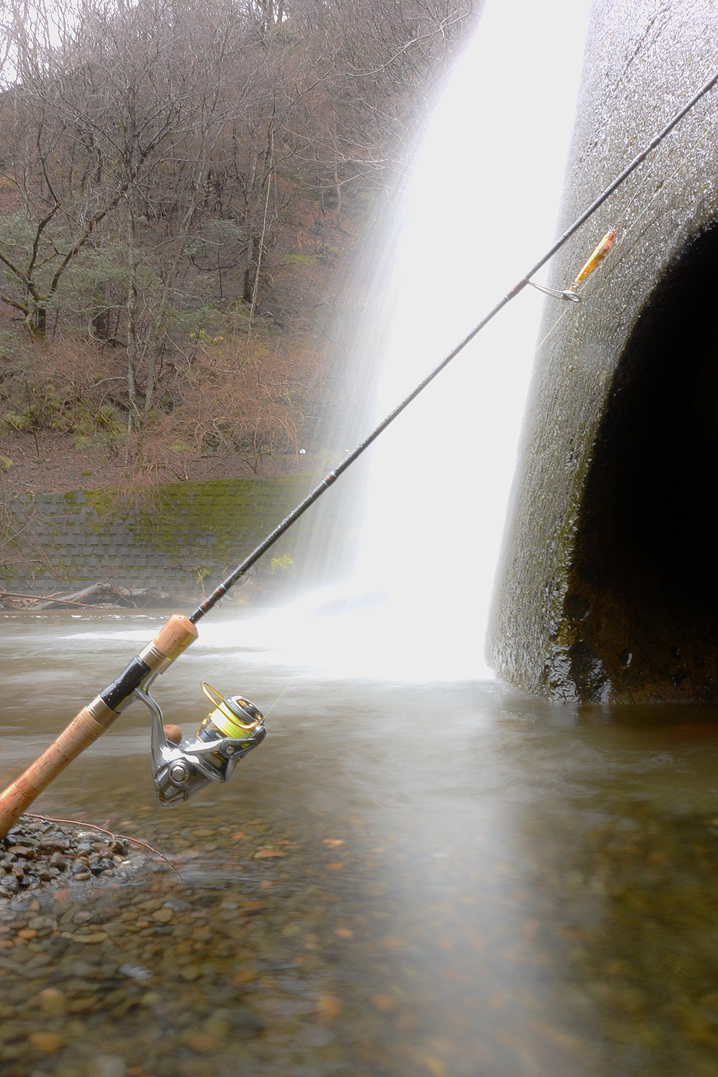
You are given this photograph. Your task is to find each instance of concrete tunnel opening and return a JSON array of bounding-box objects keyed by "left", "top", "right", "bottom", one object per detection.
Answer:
[{"left": 564, "top": 222, "right": 718, "bottom": 702}]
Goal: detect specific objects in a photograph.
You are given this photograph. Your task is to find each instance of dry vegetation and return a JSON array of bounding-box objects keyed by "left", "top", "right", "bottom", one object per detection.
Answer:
[{"left": 0, "top": 0, "right": 475, "bottom": 495}]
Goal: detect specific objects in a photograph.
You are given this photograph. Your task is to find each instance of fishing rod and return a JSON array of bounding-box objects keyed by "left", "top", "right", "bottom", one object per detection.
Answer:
[{"left": 0, "top": 67, "right": 716, "bottom": 838}]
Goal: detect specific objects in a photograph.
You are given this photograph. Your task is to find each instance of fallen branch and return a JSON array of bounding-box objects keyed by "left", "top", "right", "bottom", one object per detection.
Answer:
[
  {"left": 23, "top": 811, "right": 182, "bottom": 879},
  {"left": 0, "top": 590, "right": 100, "bottom": 609},
  {"left": 0, "top": 581, "right": 173, "bottom": 610},
  {"left": 38, "top": 580, "right": 123, "bottom": 608}
]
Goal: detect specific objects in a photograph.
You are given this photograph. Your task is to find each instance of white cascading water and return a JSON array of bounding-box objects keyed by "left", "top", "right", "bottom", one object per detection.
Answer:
[{"left": 201, "top": 0, "right": 591, "bottom": 681}]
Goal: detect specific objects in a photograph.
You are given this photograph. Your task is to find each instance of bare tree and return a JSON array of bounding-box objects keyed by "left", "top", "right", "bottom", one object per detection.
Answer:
[{"left": 0, "top": 0, "right": 476, "bottom": 468}]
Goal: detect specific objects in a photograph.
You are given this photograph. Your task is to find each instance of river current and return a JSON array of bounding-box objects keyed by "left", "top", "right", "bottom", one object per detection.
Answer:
[{"left": 2, "top": 610, "right": 718, "bottom": 1076}]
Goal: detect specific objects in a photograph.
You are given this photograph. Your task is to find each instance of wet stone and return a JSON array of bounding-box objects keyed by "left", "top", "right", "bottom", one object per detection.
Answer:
[
  {"left": 0, "top": 803, "right": 371, "bottom": 1074},
  {"left": 0, "top": 818, "right": 147, "bottom": 898},
  {"left": 87, "top": 1054, "right": 127, "bottom": 1077},
  {"left": 39, "top": 987, "right": 66, "bottom": 1016}
]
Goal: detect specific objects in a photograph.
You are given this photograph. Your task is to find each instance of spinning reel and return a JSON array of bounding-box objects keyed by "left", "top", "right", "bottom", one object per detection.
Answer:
[{"left": 135, "top": 678, "right": 266, "bottom": 806}]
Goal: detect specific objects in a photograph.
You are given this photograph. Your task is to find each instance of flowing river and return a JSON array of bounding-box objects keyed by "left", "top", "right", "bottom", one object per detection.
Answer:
[
  {"left": 3, "top": 610, "right": 718, "bottom": 1077},
  {"left": 3, "top": 3, "right": 718, "bottom": 1077}
]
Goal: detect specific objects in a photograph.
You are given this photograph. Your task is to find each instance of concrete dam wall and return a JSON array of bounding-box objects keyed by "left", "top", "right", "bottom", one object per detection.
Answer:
[{"left": 489, "top": 0, "right": 718, "bottom": 703}]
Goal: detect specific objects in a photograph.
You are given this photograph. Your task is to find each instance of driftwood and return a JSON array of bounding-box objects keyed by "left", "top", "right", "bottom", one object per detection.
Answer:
[
  {"left": 39, "top": 580, "right": 116, "bottom": 607},
  {"left": 0, "top": 579, "right": 173, "bottom": 610},
  {"left": 37, "top": 580, "right": 126, "bottom": 608},
  {"left": 0, "top": 590, "right": 101, "bottom": 609}
]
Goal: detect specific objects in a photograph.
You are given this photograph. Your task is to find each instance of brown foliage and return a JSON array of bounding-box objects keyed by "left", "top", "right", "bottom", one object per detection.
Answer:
[{"left": 0, "top": 0, "right": 477, "bottom": 491}]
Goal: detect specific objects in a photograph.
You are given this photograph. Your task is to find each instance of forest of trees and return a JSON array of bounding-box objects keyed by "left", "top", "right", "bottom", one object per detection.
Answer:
[{"left": 0, "top": 0, "right": 475, "bottom": 490}]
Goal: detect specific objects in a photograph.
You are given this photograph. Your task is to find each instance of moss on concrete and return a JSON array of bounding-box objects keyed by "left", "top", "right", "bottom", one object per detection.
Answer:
[
  {"left": 0, "top": 474, "right": 314, "bottom": 596},
  {"left": 131, "top": 475, "right": 312, "bottom": 563},
  {"left": 488, "top": 1, "right": 718, "bottom": 703}
]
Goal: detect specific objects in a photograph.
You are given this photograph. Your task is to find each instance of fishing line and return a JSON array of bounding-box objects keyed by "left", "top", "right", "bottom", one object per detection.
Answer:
[
  {"left": 264, "top": 676, "right": 299, "bottom": 718},
  {"left": 188, "top": 65, "right": 718, "bottom": 628},
  {"left": 2, "top": 65, "right": 718, "bottom": 832},
  {"left": 612, "top": 119, "right": 718, "bottom": 258},
  {"left": 606, "top": 115, "right": 718, "bottom": 272},
  {"left": 532, "top": 107, "right": 718, "bottom": 358},
  {"left": 610, "top": 87, "right": 718, "bottom": 230}
]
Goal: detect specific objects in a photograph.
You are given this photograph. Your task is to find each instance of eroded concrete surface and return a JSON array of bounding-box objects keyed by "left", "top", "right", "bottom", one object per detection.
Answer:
[{"left": 489, "top": 0, "right": 718, "bottom": 702}]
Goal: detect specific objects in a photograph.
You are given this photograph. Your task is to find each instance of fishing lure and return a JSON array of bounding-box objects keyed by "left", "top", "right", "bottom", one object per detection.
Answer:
[
  {"left": 529, "top": 228, "right": 617, "bottom": 303},
  {"left": 568, "top": 228, "right": 617, "bottom": 290},
  {"left": 0, "top": 60, "right": 715, "bottom": 832}
]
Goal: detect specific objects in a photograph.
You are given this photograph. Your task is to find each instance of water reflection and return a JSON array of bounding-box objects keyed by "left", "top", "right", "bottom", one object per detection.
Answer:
[{"left": 1, "top": 612, "right": 718, "bottom": 1075}]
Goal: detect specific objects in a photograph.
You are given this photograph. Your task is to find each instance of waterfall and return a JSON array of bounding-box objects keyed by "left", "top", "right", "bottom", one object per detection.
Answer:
[{"left": 207, "top": 0, "right": 591, "bottom": 681}]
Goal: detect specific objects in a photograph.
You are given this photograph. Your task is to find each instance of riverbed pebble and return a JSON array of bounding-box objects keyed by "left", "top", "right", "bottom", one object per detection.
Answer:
[
  {"left": 0, "top": 808, "right": 365, "bottom": 1076},
  {"left": 39, "top": 986, "right": 66, "bottom": 1015},
  {"left": 0, "top": 821, "right": 139, "bottom": 898},
  {"left": 15, "top": 801, "right": 717, "bottom": 1077}
]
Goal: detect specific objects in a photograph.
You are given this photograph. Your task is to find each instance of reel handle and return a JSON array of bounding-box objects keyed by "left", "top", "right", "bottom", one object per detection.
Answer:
[{"left": 0, "top": 614, "right": 197, "bottom": 838}]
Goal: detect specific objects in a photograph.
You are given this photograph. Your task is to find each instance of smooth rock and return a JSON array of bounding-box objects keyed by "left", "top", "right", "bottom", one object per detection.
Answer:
[
  {"left": 163, "top": 897, "right": 192, "bottom": 912},
  {"left": 28, "top": 1031, "right": 64, "bottom": 1052},
  {"left": 89, "top": 1054, "right": 127, "bottom": 1077},
  {"left": 119, "top": 963, "right": 152, "bottom": 980},
  {"left": 152, "top": 907, "right": 173, "bottom": 924},
  {"left": 39, "top": 987, "right": 67, "bottom": 1016},
  {"left": 180, "top": 965, "right": 201, "bottom": 981}
]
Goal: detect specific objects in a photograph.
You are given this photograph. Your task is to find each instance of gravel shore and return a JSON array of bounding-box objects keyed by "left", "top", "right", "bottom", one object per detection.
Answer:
[
  {"left": 0, "top": 819, "right": 140, "bottom": 897},
  {"left": 0, "top": 812, "right": 353, "bottom": 1077}
]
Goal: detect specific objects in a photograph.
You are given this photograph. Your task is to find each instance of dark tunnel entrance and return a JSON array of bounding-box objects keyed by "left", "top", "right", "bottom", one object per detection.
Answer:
[{"left": 564, "top": 222, "right": 718, "bottom": 702}]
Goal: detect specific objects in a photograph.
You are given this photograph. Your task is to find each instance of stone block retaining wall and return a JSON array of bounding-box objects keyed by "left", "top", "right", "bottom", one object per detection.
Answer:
[{"left": 1, "top": 475, "right": 312, "bottom": 598}]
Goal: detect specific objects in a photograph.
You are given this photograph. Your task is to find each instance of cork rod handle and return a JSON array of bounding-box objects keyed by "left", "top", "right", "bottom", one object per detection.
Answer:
[{"left": 0, "top": 614, "right": 198, "bottom": 838}]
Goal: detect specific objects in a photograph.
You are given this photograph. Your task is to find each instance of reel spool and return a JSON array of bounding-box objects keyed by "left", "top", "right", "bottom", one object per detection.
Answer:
[
  {"left": 198, "top": 682, "right": 263, "bottom": 741},
  {"left": 135, "top": 679, "right": 266, "bottom": 806}
]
